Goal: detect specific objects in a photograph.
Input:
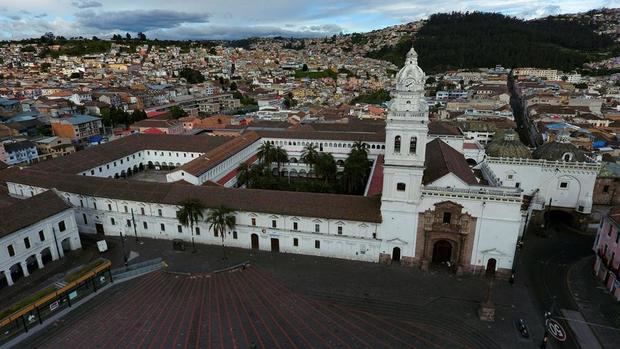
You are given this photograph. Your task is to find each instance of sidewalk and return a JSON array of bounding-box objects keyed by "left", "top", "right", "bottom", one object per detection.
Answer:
[{"left": 568, "top": 256, "right": 620, "bottom": 347}]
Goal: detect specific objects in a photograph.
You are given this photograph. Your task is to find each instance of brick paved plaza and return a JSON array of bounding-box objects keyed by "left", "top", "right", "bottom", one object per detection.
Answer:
[
  {"left": 16, "top": 237, "right": 544, "bottom": 348},
  {"left": 21, "top": 267, "right": 500, "bottom": 349}
]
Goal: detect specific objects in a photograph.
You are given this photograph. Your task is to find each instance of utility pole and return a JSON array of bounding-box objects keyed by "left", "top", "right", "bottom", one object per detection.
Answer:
[
  {"left": 131, "top": 208, "right": 139, "bottom": 243},
  {"left": 119, "top": 231, "right": 128, "bottom": 267}
]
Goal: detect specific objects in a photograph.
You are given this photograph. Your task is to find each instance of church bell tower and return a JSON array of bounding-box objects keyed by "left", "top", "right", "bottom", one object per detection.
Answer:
[{"left": 381, "top": 47, "right": 428, "bottom": 204}]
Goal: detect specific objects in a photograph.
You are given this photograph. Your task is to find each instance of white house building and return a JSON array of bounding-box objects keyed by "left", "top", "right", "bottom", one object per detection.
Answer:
[{"left": 0, "top": 190, "right": 81, "bottom": 288}]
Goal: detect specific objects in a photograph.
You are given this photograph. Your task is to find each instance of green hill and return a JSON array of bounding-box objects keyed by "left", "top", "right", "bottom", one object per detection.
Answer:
[{"left": 367, "top": 12, "right": 616, "bottom": 73}]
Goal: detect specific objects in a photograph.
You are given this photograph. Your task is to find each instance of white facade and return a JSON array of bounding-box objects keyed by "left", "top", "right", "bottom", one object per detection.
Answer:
[
  {"left": 0, "top": 208, "right": 80, "bottom": 287},
  {"left": 482, "top": 157, "right": 599, "bottom": 214}
]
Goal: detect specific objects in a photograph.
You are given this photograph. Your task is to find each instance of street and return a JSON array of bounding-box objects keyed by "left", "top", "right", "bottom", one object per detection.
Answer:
[{"left": 519, "top": 215, "right": 598, "bottom": 348}]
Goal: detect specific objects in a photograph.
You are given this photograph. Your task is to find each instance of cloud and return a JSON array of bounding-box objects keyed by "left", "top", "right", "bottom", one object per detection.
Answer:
[
  {"left": 34, "top": 13, "right": 47, "bottom": 19},
  {"left": 8, "top": 15, "right": 21, "bottom": 21},
  {"left": 148, "top": 23, "right": 344, "bottom": 40},
  {"left": 75, "top": 9, "right": 210, "bottom": 32},
  {"left": 72, "top": 1, "right": 103, "bottom": 9}
]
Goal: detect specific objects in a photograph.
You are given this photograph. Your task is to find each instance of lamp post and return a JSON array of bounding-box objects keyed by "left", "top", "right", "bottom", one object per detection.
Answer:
[
  {"left": 131, "top": 208, "right": 140, "bottom": 243},
  {"left": 119, "top": 231, "right": 128, "bottom": 267}
]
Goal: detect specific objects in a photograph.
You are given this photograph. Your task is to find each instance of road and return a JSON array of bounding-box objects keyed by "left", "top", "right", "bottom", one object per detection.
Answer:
[{"left": 519, "top": 218, "right": 596, "bottom": 348}]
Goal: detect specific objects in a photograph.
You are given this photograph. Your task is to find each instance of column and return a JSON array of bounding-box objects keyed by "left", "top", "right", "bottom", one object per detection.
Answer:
[
  {"left": 20, "top": 261, "right": 29, "bottom": 277},
  {"left": 3, "top": 270, "right": 13, "bottom": 286},
  {"left": 36, "top": 254, "right": 44, "bottom": 269}
]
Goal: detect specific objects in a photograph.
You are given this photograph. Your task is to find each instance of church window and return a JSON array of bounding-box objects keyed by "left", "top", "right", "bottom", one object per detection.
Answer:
[
  {"left": 409, "top": 137, "right": 417, "bottom": 154},
  {"left": 315, "top": 240, "right": 320, "bottom": 249},
  {"left": 293, "top": 222, "right": 298, "bottom": 231},
  {"left": 293, "top": 238, "right": 299, "bottom": 246},
  {"left": 111, "top": 218, "right": 115, "bottom": 225},
  {"left": 195, "top": 227, "right": 200, "bottom": 235},
  {"left": 559, "top": 182, "right": 568, "bottom": 189},
  {"left": 338, "top": 226, "right": 343, "bottom": 235},
  {"left": 396, "top": 183, "right": 406, "bottom": 191},
  {"left": 272, "top": 220, "right": 277, "bottom": 228},
  {"left": 315, "top": 224, "right": 320, "bottom": 233},
  {"left": 515, "top": 182, "right": 520, "bottom": 188},
  {"left": 442, "top": 212, "right": 451, "bottom": 224},
  {"left": 562, "top": 153, "right": 573, "bottom": 162},
  {"left": 233, "top": 231, "right": 238, "bottom": 239},
  {"left": 160, "top": 223, "right": 165, "bottom": 231},
  {"left": 251, "top": 218, "right": 256, "bottom": 226},
  {"left": 394, "top": 136, "right": 401, "bottom": 153}
]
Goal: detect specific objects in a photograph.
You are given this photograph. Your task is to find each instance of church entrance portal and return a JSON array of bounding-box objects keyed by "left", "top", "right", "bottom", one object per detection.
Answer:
[
  {"left": 271, "top": 238, "right": 280, "bottom": 253},
  {"left": 432, "top": 240, "right": 452, "bottom": 264},
  {"left": 251, "top": 234, "right": 259, "bottom": 250}
]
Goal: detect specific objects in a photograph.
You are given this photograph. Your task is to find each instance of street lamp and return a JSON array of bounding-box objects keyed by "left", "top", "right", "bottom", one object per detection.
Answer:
[
  {"left": 119, "top": 231, "right": 128, "bottom": 267},
  {"left": 131, "top": 208, "right": 140, "bottom": 243}
]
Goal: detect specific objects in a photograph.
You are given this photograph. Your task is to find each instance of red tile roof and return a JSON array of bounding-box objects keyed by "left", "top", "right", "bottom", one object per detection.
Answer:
[{"left": 423, "top": 139, "right": 478, "bottom": 186}]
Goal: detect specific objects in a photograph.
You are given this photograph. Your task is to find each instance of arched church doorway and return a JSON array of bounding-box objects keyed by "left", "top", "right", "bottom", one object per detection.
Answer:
[
  {"left": 485, "top": 258, "right": 497, "bottom": 277},
  {"left": 251, "top": 234, "right": 259, "bottom": 250},
  {"left": 432, "top": 240, "right": 452, "bottom": 264},
  {"left": 392, "top": 247, "right": 401, "bottom": 263}
]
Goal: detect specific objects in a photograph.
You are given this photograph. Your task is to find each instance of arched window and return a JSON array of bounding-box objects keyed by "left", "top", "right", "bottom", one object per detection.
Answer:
[
  {"left": 394, "top": 136, "right": 401, "bottom": 153},
  {"left": 562, "top": 152, "right": 573, "bottom": 162},
  {"left": 409, "top": 137, "right": 417, "bottom": 154}
]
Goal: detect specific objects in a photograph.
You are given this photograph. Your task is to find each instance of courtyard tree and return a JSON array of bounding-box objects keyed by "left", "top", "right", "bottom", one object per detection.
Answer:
[
  {"left": 257, "top": 142, "right": 274, "bottom": 166},
  {"left": 314, "top": 153, "right": 337, "bottom": 184},
  {"left": 169, "top": 106, "right": 188, "bottom": 119},
  {"left": 176, "top": 198, "right": 205, "bottom": 253},
  {"left": 236, "top": 163, "right": 251, "bottom": 188},
  {"left": 207, "top": 205, "right": 236, "bottom": 260},
  {"left": 301, "top": 143, "right": 319, "bottom": 170},
  {"left": 273, "top": 146, "right": 289, "bottom": 176},
  {"left": 344, "top": 141, "right": 371, "bottom": 194}
]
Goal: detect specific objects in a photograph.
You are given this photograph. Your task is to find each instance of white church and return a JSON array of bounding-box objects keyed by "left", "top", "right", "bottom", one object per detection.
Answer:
[{"left": 0, "top": 48, "right": 599, "bottom": 283}]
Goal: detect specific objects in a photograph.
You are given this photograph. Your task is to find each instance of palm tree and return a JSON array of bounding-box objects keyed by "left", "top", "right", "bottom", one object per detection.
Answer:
[
  {"left": 176, "top": 199, "right": 205, "bottom": 253},
  {"left": 257, "top": 141, "right": 274, "bottom": 166},
  {"left": 314, "top": 153, "right": 337, "bottom": 184},
  {"left": 300, "top": 143, "right": 319, "bottom": 170},
  {"left": 207, "top": 205, "right": 236, "bottom": 260},
  {"left": 273, "top": 146, "right": 288, "bottom": 176},
  {"left": 236, "top": 163, "right": 251, "bottom": 188},
  {"left": 344, "top": 143, "right": 371, "bottom": 194}
]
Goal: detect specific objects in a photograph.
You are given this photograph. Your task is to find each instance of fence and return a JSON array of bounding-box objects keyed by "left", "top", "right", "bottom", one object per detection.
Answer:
[
  {"left": 110, "top": 258, "right": 164, "bottom": 281},
  {"left": 0, "top": 260, "right": 112, "bottom": 346}
]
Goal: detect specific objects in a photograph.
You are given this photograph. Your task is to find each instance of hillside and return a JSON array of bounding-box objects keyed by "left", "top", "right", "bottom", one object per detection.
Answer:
[{"left": 367, "top": 12, "right": 616, "bottom": 73}]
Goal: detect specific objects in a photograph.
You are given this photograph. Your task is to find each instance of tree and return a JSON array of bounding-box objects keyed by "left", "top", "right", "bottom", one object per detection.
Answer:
[
  {"left": 206, "top": 206, "right": 236, "bottom": 260},
  {"left": 125, "top": 33, "right": 132, "bottom": 40},
  {"left": 561, "top": 75, "right": 568, "bottom": 81},
  {"left": 273, "top": 146, "right": 288, "bottom": 176},
  {"left": 137, "top": 32, "right": 147, "bottom": 41},
  {"left": 300, "top": 143, "right": 319, "bottom": 170},
  {"left": 236, "top": 163, "right": 251, "bottom": 188},
  {"left": 343, "top": 141, "right": 371, "bottom": 194},
  {"left": 169, "top": 106, "right": 188, "bottom": 119},
  {"left": 229, "top": 81, "right": 238, "bottom": 91},
  {"left": 257, "top": 141, "right": 274, "bottom": 166},
  {"left": 91, "top": 36, "right": 99, "bottom": 41},
  {"left": 302, "top": 63, "right": 308, "bottom": 71},
  {"left": 314, "top": 153, "right": 337, "bottom": 183},
  {"left": 179, "top": 67, "right": 205, "bottom": 84},
  {"left": 176, "top": 199, "right": 205, "bottom": 253},
  {"left": 426, "top": 76, "right": 436, "bottom": 85}
]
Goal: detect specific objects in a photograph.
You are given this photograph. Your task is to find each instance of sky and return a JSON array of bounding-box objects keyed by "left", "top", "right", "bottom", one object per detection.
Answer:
[{"left": 0, "top": 0, "right": 618, "bottom": 41}]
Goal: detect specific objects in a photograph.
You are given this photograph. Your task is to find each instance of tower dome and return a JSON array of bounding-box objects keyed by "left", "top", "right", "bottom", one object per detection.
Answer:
[{"left": 395, "top": 47, "right": 425, "bottom": 93}]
